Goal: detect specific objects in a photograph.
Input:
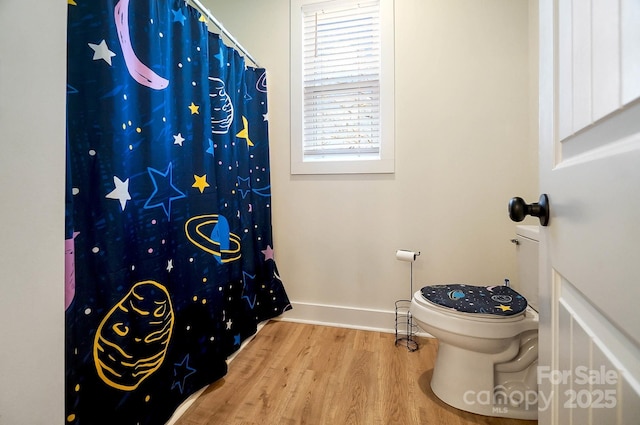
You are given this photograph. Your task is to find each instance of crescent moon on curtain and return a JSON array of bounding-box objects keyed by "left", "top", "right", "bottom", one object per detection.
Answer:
[{"left": 114, "top": 0, "right": 169, "bottom": 90}]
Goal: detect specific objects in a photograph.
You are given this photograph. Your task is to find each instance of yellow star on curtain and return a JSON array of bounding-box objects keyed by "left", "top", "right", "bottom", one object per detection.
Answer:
[
  {"left": 188, "top": 102, "right": 200, "bottom": 114},
  {"left": 192, "top": 174, "right": 209, "bottom": 193}
]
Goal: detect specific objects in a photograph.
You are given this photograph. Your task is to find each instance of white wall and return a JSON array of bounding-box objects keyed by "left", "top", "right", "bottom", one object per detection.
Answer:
[
  {"left": 0, "top": 1, "right": 66, "bottom": 424},
  {"left": 204, "top": 0, "right": 539, "bottom": 331}
]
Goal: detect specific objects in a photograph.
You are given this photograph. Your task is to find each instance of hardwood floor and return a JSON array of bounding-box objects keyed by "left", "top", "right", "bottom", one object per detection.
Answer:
[{"left": 176, "top": 321, "right": 537, "bottom": 425}]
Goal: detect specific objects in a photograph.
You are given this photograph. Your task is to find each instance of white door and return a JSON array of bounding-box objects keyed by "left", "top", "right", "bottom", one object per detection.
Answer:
[{"left": 538, "top": 0, "right": 640, "bottom": 424}]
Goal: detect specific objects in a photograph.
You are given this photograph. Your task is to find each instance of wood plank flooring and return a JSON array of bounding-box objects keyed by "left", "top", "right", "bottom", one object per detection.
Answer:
[{"left": 175, "top": 321, "right": 537, "bottom": 425}]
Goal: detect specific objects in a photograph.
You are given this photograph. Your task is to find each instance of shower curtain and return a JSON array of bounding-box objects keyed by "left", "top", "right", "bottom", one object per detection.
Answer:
[{"left": 65, "top": 0, "right": 291, "bottom": 423}]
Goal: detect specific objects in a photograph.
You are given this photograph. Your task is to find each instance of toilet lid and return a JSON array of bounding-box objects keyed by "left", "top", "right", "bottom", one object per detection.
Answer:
[{"left": 420, "top": 284, "right": 527, "bottom": 316}]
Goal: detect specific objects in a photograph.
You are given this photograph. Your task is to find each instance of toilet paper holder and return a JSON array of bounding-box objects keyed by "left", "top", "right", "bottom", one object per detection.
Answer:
[
  {"left": 396, "top": 249, "right": 420, "bottom": 263},
  {"left": 395, "top": 249, "right": 421, "bottom": 352}
]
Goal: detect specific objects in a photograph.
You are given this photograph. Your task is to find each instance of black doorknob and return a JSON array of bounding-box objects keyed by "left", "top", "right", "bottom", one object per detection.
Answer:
[{"left": 508, "top": 194, "right": 550, "bottom": 226}]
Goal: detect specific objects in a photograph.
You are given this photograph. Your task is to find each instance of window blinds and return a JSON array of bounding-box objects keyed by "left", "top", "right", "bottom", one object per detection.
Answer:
[{"left": 302, "top": 1, "right": 381, "bottom": 158}]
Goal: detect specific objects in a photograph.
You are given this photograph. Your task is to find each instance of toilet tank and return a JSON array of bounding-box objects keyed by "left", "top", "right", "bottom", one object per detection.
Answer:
[{"left": 512, "top": 225, "right": 539, "bottom": 311}]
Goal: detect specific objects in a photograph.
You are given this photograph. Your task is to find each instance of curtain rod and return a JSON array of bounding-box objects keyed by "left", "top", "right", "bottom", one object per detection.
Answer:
[{"left": 188, "top": 0, "right": 261, "bottom": 68}]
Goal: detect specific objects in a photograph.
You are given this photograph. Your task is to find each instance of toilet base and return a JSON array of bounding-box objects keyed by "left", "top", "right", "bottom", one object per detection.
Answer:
[{"left": 430, "top": 341, "right": 538, "bottom": 420}]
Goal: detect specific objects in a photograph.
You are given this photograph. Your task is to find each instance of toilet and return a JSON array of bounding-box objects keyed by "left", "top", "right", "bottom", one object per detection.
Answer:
[{"left": 410, "top": 225, "right": 539, "bottom": 420}]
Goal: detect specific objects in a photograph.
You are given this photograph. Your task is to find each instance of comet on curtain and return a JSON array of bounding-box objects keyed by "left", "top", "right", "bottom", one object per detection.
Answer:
[{"left": 114, "top": 0, "right": 169, "bottom": 90}]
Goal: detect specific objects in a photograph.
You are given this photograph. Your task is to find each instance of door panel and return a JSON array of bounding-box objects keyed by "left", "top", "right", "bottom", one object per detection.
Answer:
[
  {"left": 539, "top": 0, "right": 640, "bottom": 423},
  {"left": 622, "top": 0, "right": 640, "bottom": 103},
  {"left": 558, "top": 0, "right": 637, "bottom": 137},
  {"left": 571, "top": 0, "right": 591, "bottom": 131},
  {"left": 554, "top": 278, "right": 640, "bottom": 424},
  {"left": 591, "top": 0, "right": 619, "bottom": 121}
]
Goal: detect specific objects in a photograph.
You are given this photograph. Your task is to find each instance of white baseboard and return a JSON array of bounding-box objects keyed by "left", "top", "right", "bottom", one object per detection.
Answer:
[{"left": 277, "top": 301, "right": 432, "bottom": 337}]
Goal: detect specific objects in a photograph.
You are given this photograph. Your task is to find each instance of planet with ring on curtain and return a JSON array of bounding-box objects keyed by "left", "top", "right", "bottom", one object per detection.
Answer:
[
  {"left": 93, "top": 281, "right": 174, "bottom": 391},
  {"left": 255, "top": 71, "right": 267, "bottom": 93},
  {"left": 185, "top": 214, "right": 241, "bottom": 264}
]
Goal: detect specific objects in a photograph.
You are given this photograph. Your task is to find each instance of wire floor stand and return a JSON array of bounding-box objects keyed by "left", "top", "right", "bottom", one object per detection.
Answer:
[
  {"left": 394, "top": 250, "right": 420, "bottom": 351},
  {"left": 395, "top": 299, "right": 419, "bottom": 351}
]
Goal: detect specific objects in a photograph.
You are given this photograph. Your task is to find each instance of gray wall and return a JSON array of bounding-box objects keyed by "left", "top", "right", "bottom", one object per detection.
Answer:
[{"left": 0, "top": 1, "right": 66, "bottom": 423}]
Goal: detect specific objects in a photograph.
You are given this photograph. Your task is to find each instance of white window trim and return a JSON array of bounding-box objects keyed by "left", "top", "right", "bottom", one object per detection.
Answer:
[{"left": 290, "top": 0, "right": 395, "bottom": 175}]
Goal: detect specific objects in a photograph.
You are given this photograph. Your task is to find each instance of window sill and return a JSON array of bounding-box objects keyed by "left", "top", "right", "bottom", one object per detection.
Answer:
[{"left": 290, "top": 156, "right": 395, "bottom": 175}]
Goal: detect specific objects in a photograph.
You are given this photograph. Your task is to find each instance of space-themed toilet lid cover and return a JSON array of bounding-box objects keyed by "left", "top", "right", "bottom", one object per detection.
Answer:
[{"left": 420, "top": 284, "right": 527, "bottom": 316}]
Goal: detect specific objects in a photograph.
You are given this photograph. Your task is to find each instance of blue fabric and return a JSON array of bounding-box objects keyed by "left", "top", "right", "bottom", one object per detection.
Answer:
[
  {"left": 420, "top": 284, "right": 527, "bottom": 316},
  {"left": 65, "top": 0, "right": 290, "bottom": 423}
]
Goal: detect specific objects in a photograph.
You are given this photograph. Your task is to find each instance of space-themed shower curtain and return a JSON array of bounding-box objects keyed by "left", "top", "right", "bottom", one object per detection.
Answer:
[{"left": 65, "top": 0, "right": 291, "bottom": 423}]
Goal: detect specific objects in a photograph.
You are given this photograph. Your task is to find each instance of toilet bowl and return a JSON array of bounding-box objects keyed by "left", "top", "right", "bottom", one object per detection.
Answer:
[{"left": 410, "top": 225, "right": 539, "bottom": 420}]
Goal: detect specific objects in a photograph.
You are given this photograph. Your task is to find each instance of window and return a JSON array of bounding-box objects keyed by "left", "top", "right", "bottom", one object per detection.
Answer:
[{"left": 291, "top": 0, "right": 395, "bottom": 174}]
